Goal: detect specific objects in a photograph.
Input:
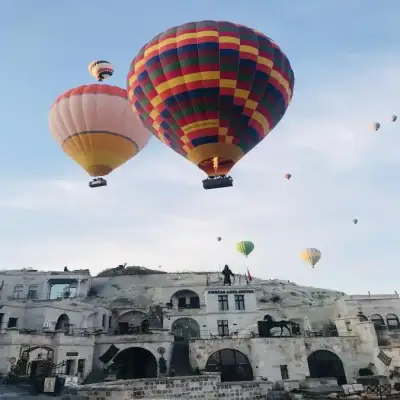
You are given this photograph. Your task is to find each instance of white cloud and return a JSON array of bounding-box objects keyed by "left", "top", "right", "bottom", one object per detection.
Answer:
[{"left": 0, "top": 51, "right": 399, "bottom": 295}]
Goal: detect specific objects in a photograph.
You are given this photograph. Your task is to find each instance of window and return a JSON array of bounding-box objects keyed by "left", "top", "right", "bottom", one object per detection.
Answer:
[
  {"left": 102, "top": 314, "right": 106, "bottom": 328},
  {"left": 178, "top": 297, "right": 186, "bottom": 308},
  {"left": 190, "top": 296, "right": 200, "bottom": 308},
  {"left": 217, "top": 320, "right": 229, "bottom": 337},
  {"left": 108, "top": 316, "right": 112, "bottom": 329},
  {"left": 387, "top": 314, "right": 399, "bottom": 329},
  {"left": 77, "top": 359, "right": 85, "bottom": 375},
  {"left": 7, "top": 317, "right": 18, "bottom": 328},
  {"left": 12, "top": 285, "right": 24, "bottom": 299},
  {"left": 234, "top": 295, "right": 245, "bottom": 310},
  {"left": 27, "top": 285, "right": 38, "bottom": 300},
  {"left": 371, "top": 314, "right": 385, "bottom": 330},
  {"left": 280, "top": 365, "right": 289, "bottom": 380},
  {"left": 218, "top": 295, "right": 229, "bottom": 311}
]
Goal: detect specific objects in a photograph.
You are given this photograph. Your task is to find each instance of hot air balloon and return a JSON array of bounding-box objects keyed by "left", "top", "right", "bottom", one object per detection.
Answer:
[
  {"left": 217, "top": 237, "right": 222, "bottom": 242},
  {"left": 300, "top": 248, "right": 321, "bottom": 268},
  {"left": 284, "top": 173, "right": 292, "bottom": 180},
  {"left": 352, "top": 218, "right": 358, "bottom": 224},
  {"left": 127, "top": 21, "right": 295, "bottom": 190},
  {"left": 88, "top": 60, "right": 114, "bottom": 82},
  {"left": 372, "top": 122, "right": 381, "bottom": 131},
  {"left": 237, "top": 241, "right": 255, "bottom": 258},
  {"left": 49, "top": 84, "right": 151, "bottom": 187},
  {"left": 392, "top": 115, "right": 398, "bottom": 122}
]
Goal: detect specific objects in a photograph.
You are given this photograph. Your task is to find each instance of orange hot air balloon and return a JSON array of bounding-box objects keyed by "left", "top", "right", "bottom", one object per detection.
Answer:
[{"left": 49, "top": 84, "right": 151, "bottom": 187}]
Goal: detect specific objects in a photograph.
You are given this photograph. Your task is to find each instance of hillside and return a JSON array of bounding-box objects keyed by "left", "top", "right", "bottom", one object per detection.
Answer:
[{"left": 88, "top": 267, "right": 344, "bottom": 326}]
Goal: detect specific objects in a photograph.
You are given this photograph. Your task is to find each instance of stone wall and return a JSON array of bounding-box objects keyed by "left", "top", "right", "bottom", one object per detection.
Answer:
[{"left": 63, "top": 373, "right": 271, "bottom": 399}]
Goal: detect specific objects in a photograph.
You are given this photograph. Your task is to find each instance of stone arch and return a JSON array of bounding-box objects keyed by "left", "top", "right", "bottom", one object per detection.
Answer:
[
  {"left": 19, "top": 346, "right": 54, "bottom": 378},
  {"left": 307, "top": 350, "right": 346, "bottom": 385},
  {"left": 116, "top": 310, "right": 147, "bottom": 334},
  {"left": 55, "top": 313, "right": 70, "bottom": 331},
  {"left": 112, "top": 347, "right": 157, "bottom": 379},
  {"left": 205, "top": 348, "right": 253, "bottom": 382},
  {"left": 171, "top": 317, "right": 200, "bottom": 341},
  {"left": 170, "top": 289, "right": 200, "bottom": 309},
  {"left": 357, "top": 313, "right": 368, "bottom": 322},
  {"left": 371, "top": 314, "right": 385, "bottom": 330},
  {"left": 386, "top": 313, "right": 399, "bottom": 329}
]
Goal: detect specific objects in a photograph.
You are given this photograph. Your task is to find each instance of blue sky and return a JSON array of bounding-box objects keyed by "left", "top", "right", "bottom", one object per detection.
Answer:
[{"left": 0, "top": 1, "right": 399, "bottom": 293}]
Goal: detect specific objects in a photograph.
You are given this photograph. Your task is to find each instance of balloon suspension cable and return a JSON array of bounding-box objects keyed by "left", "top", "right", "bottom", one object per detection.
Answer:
[{"left": 212, "top": 157, "right": 219, "bottom": 173}]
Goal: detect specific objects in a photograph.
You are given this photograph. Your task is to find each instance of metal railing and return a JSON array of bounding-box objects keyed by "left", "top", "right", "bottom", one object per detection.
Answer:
[{"left": 7, "top": 294, "right": 82, "bottom": 301}]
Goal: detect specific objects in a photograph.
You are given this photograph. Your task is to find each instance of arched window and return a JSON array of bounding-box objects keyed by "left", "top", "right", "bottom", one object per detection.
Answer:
[
  {"left": 357, "top": 311, "right": 368, "bottom": 322},
  {"left": 55, "top": 314, "right": 70, "bottom": 332},
  {"left": 386, "top": 313, "right": 399, "bottom": 329},
  {"left": 169, "top": 289, "right": 200, "bottom": 309},
  {"left": 206, "top": 349, "right": 253, "bottom": 382},
  {"left": 371, "top": 314, "right": 385, "bottom": 330}
]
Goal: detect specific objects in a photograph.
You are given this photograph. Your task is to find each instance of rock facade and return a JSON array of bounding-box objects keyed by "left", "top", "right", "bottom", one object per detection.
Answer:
[{"left": 63, "top": 374, "right": 272, "bottom": 399}]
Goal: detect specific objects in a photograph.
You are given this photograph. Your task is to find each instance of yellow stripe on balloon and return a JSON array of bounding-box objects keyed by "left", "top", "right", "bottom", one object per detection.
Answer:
[
  {"left": 144, "top": 31, "right": 219, "bottom": 57},
  {"left": 62, "top": 132, "right": 138, "bottom": 177},
  {"left": 155, "top": 72, "right": 220, "bottom": 96}
]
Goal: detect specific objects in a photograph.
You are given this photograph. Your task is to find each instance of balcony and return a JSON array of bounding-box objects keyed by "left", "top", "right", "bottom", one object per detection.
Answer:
[{"left": 7, "top": 293, "right": 81, "bottom": 301}]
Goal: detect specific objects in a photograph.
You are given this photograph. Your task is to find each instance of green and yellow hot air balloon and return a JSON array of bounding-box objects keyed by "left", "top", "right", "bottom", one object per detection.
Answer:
[{"left": 236, "top": 241, "right": 255, "bottom": 258}]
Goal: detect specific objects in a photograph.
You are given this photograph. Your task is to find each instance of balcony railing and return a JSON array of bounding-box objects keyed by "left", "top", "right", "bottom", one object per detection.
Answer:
[{"left": 7, "top": 294, "right": 81, "bottom": 301}]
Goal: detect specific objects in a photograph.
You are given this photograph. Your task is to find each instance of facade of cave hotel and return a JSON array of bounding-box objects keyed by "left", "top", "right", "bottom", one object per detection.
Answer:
[{"left": 0, "top": 268, "right": 398, "bottom": 386}]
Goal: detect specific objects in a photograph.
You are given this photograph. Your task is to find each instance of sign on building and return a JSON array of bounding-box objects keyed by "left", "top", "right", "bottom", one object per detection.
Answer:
[
  {"left": 64, "top": 376, "right": 79, "bottom": 387},
  {"left": 43, "top": 377, "right": 56, "bottom": 393},
  {"left": 377, "top": 350, "right": 392, "bottom": 366}
]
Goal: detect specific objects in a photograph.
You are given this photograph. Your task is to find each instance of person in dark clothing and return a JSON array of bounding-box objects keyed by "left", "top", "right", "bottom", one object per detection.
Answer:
[{"left": 222, "top": 265, "right": 235, "bottom": 286}]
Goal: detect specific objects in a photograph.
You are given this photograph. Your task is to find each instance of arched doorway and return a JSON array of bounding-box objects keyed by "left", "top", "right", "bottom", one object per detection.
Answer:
[
  {"left": 113, "top": 347, "right": 157, "bottom": 379},
  {"left": 116, "top": 310, "right": 147, "bottom": 334},
  {"left": 371, "top": 314, "right": 385, "bottom": 330},
  {"left": 206, "top": 349, "right": 253, "bottom": 382},
  {"left": 307, "top": 350, "right": 347, "bottom": 385},
  {"left": 55, "top": 314, "right": 70, "bottom": 331},
  {"left": 171, "top": 318, "right": 200, "bottom": 342}
]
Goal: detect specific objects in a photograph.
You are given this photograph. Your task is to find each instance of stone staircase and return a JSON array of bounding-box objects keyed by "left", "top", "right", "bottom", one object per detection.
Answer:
[{"left": 169, "top": 341, "right": 194, "bottom": 376}]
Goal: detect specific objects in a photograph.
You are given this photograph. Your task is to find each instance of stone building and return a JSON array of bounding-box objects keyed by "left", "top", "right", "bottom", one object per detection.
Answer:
[{"left": 0, "top": 266, "right": 398, "bottom": 388}]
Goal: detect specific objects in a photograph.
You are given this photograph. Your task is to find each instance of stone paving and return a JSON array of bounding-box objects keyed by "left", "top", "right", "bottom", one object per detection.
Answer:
[{"left": 0, "top": 384, "right": 49, "bottom": 400}]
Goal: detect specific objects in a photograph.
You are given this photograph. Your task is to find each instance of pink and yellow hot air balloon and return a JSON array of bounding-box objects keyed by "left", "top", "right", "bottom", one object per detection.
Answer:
[{"left": 49, "top": 84, "right": 151, "bottom": 187}]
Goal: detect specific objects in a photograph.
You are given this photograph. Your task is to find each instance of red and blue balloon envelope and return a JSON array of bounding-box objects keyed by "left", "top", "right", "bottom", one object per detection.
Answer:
[{"left": 127, "top": 21, "right": 295, "bottom": 188}]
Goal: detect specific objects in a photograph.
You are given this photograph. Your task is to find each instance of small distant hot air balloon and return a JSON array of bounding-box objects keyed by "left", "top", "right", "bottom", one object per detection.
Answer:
[
  {"left": 127, "top": 21, "right": 295, "bottom": 190},
  {"left": 392, "top": 115, "right": 398, "bottom": 122},
  {"left": 217, "top": 237, "right": 222, "bottom": 242},
  {"left": 88, "top": 60, "right": 114, "bottom": 82},
  {"left": 49, "top": 84, "right": 151, "bottom": 187},
  {"left": 284, "top": 173, "right": 292, "bottom": 180},
  {"left": 352, "top": 218, "right": 358, "bottom": 224},
  {"left": 237, "top": 241, "right": 255, "bottom": 258},
  {"left": 372, "top": 122, "right": 381, "bottom": 131},
  {"left": 300, "top": 248, "right": 321, "bottom": 268}
]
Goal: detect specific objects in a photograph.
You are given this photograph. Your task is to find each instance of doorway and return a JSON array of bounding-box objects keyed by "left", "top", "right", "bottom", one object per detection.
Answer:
[{"left": 307, "top": 350, "right": 347, "bottom": 385}]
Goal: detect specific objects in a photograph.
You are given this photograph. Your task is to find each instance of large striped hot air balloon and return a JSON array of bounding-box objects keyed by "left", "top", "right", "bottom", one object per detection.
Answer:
[
  {"left": 127, "top": 21, "right": 295, "bottom": 189},
  {"left": 49, "top": 84, "right": 151, "bottom": 187},
  {"left": 300, "top": 248, "right": 321, "bottom": 268}
]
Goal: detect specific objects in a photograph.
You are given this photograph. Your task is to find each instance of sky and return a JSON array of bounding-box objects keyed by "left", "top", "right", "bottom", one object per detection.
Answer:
[{"left": 0, "top": 0, "right": 399, "bottom": 294}]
